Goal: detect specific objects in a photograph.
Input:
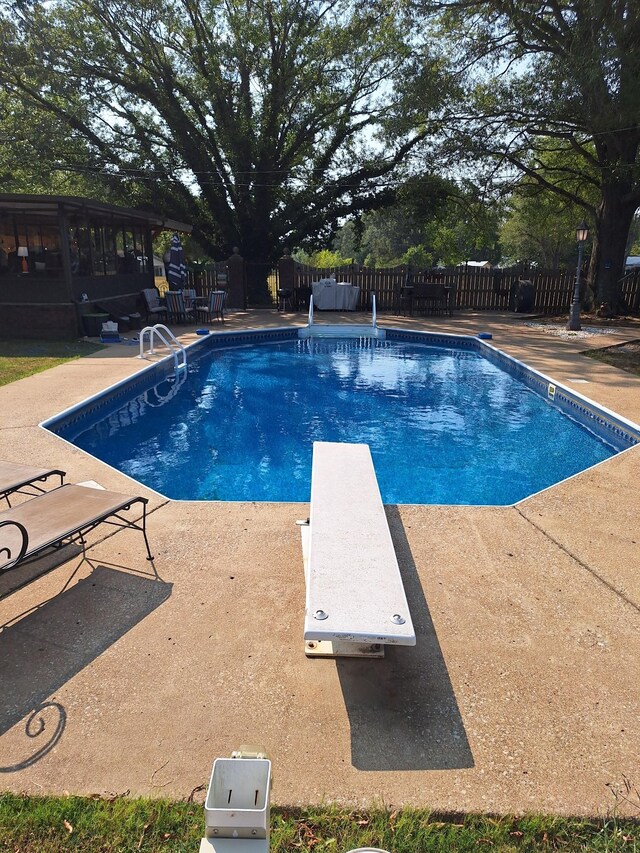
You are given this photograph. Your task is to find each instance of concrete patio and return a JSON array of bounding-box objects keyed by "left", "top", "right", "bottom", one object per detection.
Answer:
[{"left": 0, "top": 309, "right": 639, "bottom": 817}]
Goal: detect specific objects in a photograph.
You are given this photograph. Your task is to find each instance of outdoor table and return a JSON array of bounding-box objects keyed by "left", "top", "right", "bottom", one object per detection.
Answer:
[{"left": 311, "top": 281, "right": 359, "bottom": 310}]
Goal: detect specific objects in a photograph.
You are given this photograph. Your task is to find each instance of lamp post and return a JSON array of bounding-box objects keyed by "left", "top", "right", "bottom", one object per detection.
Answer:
[{"left": 566, "top": 220, "right": 589, "bottom": 331}]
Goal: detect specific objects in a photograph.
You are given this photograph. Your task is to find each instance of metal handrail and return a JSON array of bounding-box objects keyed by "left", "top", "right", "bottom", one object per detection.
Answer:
[
  {"left": 371, "top": 293, "right": 377, "bottom": 329},
  {"left": 138, "top": 324, "right": 187, "bottom": 375},
  {"left": 308, "top": 295, "right": 314, "bottom": 326}
]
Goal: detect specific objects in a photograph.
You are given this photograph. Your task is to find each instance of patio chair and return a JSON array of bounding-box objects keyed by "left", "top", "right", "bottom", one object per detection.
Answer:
[
  {"left": 0, "top": 460, "right": 65, "bottom": 507},
  {"left": 165, "top": 290, "right": 195, "bottom": 324},
  {"left": 141, "top": 287, "right": 168, "bottom": 324},
  {"left": 195, "top": 290, "right": 226, "bottom": 324},
  {"left": 0, "top": 483, "right": 154, "bottom": 579},
  {"left": 397, "top": 273, "right": 414, "bottom": 316}
]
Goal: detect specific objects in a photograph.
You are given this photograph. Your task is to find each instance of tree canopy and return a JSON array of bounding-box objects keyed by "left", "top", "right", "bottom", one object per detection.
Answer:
[
  {"left": 0, "top": 0, "right": 448, "bottom": 264},
  {"left": 414, "top": 0, "right": 640, "bottom": 309}
]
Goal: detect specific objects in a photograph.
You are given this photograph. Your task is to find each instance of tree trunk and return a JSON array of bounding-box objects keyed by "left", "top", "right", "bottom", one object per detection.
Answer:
[{"left": 587, "top": 185, "right": 637, "bottom": 313}]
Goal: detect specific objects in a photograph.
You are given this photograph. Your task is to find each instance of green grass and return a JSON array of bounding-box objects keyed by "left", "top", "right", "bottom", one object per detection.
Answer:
[
  {"left": 0, "top": 795, "right": 637, "bottom": 852},
  {"left": 0, "top": 340, "right": 104, "bottom": 387},
  {"left": 583, "top": 341, "right": 640, "bottom": 377}
]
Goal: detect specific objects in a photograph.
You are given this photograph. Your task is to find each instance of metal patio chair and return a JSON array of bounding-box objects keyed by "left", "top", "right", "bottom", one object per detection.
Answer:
[
  {"left": 195, "top": 290, "right": 226, "bottom": 324},
  {"left": 141, "top": 287, "right": 168, "bottom": 324},
  {"left": 165, "top": 290, "right": 195, "bottom": 324}
]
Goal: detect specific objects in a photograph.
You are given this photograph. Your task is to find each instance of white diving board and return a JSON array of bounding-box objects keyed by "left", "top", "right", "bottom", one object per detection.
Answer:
[{"left": 299, "top": 441, "right": 416, "bottom": 657}]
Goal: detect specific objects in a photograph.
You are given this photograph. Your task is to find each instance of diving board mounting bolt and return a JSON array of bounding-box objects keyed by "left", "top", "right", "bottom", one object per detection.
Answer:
[
  {"left": 391, "top": 614, "right": 406, "bottom": 625},
  {"left": 314, "top": 609, "right": 328, "bottom": 621}
]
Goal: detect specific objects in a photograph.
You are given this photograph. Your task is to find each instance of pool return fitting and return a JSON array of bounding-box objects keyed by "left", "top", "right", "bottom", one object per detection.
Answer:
[{"left": 199, "top": 749, "right": 389, "bottom": 853}]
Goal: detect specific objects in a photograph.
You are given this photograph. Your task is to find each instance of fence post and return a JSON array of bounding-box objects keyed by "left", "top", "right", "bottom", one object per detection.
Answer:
[
  {"left": 278, "top": 248, "right": 296, "bottom": 292},
  {"left": 226, "top": 247, "right": 245, "bottom": 309}
]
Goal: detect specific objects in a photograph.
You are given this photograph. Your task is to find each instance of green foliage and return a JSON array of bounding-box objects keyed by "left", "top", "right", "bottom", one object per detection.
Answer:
[
  {"left": 499, "top": 147, "right": 597, "bottom": 268},
  {"left": 414, "top": 0, "right": 640, "bottom": 307},
  {"left": 399, "top": 244, "right": 434, "bottom": 268},
  {"left": 331, "top": 220, "right": 364, "bottom": 265},
  {"left": 0, "top": 0, "right": 442, "bottom": 262},
  {"left": 361, "top": 206, "right": 424, "bottom": 267},
  {"left": 500, "top": 191, "right": 583, "bottom": 270},
  {"left": 349, "top": 176, "right": 500, "bottom": 268},
  {"left": 0, "top": 794, "right": 639, "bottom": 852},
  {"left": 308, "top": 249, "right": 353, "bottom": 268},
  {"left": 627, "top": 216, "right": 640, "bottom": 257}
]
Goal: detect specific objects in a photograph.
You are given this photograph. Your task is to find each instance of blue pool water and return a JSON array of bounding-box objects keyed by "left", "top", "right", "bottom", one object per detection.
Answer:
[{"left": 53, "top": 337, "right": 618, "bottom": 504}]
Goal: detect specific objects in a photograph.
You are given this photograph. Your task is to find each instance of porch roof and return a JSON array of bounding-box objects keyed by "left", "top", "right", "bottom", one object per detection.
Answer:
[{"left": 0, "top": 193, "right": 191, "bottom": 233}]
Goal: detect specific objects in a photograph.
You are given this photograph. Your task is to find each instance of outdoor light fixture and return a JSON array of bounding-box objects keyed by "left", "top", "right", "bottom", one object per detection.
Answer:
[
  {"left": 566, "top": 219, "right": 589, "bottom": 331},
  {"left": 17, "top": 246, "right": 29, "bottom": 274}
]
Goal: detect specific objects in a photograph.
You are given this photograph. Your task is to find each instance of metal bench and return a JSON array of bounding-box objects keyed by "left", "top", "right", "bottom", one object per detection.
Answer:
[
  {"left": 299, "top": 442, "right": 415, "bottom": 657},
  {"left": 411, "top": 281, "right": 451, "bottom": 315}
]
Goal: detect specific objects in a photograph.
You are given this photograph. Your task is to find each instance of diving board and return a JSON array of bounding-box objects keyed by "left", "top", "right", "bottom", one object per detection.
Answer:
[{"left": 299, "top": 441, "right": 415, "bottom": 657}]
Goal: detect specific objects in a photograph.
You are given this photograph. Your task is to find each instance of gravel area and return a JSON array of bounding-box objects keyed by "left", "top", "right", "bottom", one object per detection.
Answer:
[{"left": 523, "top": 321, "right": 625, "bottom": 339}]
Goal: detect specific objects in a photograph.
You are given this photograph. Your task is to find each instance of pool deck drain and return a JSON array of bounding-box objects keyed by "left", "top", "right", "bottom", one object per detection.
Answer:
[{"left": 0, "top": 310, "right": 639, "bottom": 818}]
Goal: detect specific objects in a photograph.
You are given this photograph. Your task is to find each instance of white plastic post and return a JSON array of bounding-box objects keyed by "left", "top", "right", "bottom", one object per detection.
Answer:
[{"left": 200, "top": 756, "right": 271, "bottom": 852}]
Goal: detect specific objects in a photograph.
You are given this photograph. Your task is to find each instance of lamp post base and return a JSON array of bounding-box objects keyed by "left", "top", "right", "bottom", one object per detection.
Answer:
[{"left": 567, "top": 301, "right": 581, "bottom": 331}]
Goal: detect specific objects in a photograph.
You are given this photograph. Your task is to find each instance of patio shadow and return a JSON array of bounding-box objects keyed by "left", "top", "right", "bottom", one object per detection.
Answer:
[
  {"left": 336, "top": 506, "right": 473, "bottom": 771},
  {"left": 0, "top": 566, "right": 171, "bottom": 769}
]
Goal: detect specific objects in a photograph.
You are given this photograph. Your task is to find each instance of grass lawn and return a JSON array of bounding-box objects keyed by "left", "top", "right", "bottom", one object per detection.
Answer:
[
  {"left": 0, "top": 340, "right": 104, "bottom": 387},
  {"left": 0, "top": 794, "right": 638, "bottom": 852},
  {"left": 584, "top": 341, "right": 640, "bottom": 376}
]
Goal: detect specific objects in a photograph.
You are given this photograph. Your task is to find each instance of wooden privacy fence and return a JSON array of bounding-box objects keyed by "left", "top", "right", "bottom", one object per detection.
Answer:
[
  {"left": 284, "top": 262, "right": 640, "bottom": 314},
  {"left": 186, "top": 263, "right": 229, "bottom": 299},
  {"left": 289, "top": 262, "right": 585, "bottom": 313},
  {"left": 188, "top": 253, "right": 640, "bottom": 314}
]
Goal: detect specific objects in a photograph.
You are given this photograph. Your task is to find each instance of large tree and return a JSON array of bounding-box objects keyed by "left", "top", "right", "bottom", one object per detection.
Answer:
[
  {"left": 0, "top": 0, "right": 445, "bottom": 264},
  {"left": 500, "top": 146, "right": 598, "bottom": 269},
  {"left": 415, "top": 0, "right": 640, "bottom": 311}
]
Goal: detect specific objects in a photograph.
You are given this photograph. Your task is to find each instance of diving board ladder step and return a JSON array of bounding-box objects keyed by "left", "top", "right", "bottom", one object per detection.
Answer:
[{"left": 300, "top": 441, "right": 416, "bottom": 658}]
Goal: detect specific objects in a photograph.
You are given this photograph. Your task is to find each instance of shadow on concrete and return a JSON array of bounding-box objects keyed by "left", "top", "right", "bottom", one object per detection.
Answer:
[
  {"left": 0, "top": 544, "right": 83, "bottom": 601},
  {"left": 336, "top": 507, "right": 473, "bottom": 771},
  {"left": 0, "top": 565, "right": 171, "bottom": 771}
]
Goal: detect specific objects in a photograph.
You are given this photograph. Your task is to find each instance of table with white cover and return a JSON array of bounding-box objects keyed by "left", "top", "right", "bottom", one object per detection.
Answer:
[{"left": 311, "top": 280, "right": 360, "bottom": 310}]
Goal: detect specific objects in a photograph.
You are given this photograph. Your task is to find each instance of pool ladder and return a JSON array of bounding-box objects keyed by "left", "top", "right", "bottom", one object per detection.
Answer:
[
  {"left": 299, "top": 294, "right": 384, "bottom": 339},
  {"left": 138, "top": 324, "right": 187, "bottom": 375}
]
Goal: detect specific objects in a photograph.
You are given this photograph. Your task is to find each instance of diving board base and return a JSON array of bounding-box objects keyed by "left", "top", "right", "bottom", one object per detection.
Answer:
[{"left": 304, "top": 639, "right": 384, "bottom": 658}]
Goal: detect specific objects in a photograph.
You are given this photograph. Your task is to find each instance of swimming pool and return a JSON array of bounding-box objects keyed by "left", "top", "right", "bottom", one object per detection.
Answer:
[{"left": 43, "top": 328, "right": 640, "bottom": 505}]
